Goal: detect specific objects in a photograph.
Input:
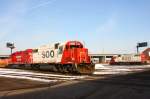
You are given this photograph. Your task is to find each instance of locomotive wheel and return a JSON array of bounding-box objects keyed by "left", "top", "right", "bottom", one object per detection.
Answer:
[
  {"left": 59, "top": 65, "right": 68, "bottom": 73},
  {"left": 66, "top": 64, "right": 78, "bottom": 73},
  {"left": 61, "top": 65, "right": 68, "bottom": 73},
  {"left": 55, "top": 64, "right": 62, "bottom": 72},
  {"left": 68, "top": 65, "right": 74, "bottom": 73},
  {"left": 59, "top": 65, "right": 64, "bottom": 73},
  {"left": 66, "top": 65, "right": 71, "bottom": 72}
]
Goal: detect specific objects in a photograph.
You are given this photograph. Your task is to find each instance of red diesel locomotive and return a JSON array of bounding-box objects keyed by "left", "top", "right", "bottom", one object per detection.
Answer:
[{"left": 9, "top": 41, "right": 95, "bottom": 74}]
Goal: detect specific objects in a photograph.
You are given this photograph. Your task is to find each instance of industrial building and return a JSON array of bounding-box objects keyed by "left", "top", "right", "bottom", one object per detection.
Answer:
[
  {"left": 89, "top": 48, "right": 150, "bottom": 64},
  {"left": 89, "top": 54, "right": 120, "bottom": 64}
]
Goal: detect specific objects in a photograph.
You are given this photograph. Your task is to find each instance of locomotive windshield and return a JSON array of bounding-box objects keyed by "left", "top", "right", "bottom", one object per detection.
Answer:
[
  {"left": 66, "top": 45, "right": 83, "bottom": 49},
  {"left": 70, "top": 45, "right": 83, "bottom": 48}
]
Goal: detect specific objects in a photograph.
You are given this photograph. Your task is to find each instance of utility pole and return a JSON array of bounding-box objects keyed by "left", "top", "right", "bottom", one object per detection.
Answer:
[
  {"left": 136, "top": 42, "right": 148, "bottom": 54},
  {"left": 136, "top": 45, "right": 139, "bottom": 54}
]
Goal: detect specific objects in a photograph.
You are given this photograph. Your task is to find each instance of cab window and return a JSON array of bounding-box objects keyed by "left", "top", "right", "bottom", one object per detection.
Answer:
[
  {"left": 55, "top": 43, "right": 59, "bottom": 49},
  {"left": 58, "top": 46, "right": 63, "bottom": 54},
  {"left": 33, "top": 49, "right": 38, "bottom": 53}
]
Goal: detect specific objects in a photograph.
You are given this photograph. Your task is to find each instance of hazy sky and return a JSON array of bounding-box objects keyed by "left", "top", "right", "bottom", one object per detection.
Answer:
[{"left": 0, "top": 0, "right": 150, "bottom": 55}]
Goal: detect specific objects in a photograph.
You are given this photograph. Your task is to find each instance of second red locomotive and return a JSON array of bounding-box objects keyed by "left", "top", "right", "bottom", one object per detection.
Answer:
[{"left": 110, "top": 48, "right": 150, "bottom": 65}]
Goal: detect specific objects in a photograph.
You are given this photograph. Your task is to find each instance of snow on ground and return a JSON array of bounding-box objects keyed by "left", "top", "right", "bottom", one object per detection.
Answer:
[
  {"left": 0, "top": 68, "right": 87, "bottom": 83},
  {"left": 94, "top": 64, "right": 150, "bottom": 75},
  {"left": 0, "top": 65, "right": 150, "bottom": 82},
  {"left": 0, "top": 74, "right": 56, "bottom": 83},
  {"left": 95, "top": 64, "right": 109, "bottom": 70}
]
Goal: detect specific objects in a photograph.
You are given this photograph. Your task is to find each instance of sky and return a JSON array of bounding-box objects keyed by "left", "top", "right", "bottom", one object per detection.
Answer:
[{"left": 0, "top": 0, "right": 150, "bottom": 55}]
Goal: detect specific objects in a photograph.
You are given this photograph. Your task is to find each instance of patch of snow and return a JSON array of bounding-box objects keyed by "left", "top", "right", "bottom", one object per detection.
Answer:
[
  {"left": 0, "top": 75, "right": 57, "bottom": 83},
  {"left": 0, "top": 68, "right": 87, "bottom": 82},
  {"left": 95, "top": 64, "right": 109, "bottom": 70}
]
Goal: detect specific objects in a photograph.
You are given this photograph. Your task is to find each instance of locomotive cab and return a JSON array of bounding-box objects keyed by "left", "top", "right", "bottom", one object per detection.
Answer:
[
  {"left": 61, "top": 41, "right": 88, "bottom": 64},
  {"left": 60, "top": 41, "right": 94, "bottom": 74}
]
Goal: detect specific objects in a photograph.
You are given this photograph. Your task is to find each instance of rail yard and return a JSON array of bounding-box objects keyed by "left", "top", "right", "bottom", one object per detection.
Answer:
[
  {"left": 0, "top": 0, "right": 150, "bottom": 98},
  {"left": 0, "top": 64, "right": 150, "bottom": 99},
  {"left": 0, "top": 40, "right": 150, "bottom": 99}
]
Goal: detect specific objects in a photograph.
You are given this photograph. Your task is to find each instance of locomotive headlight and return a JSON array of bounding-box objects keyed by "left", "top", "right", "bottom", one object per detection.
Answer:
[{"left": 72, "top": 58, "right": 75, "bottom": 61}]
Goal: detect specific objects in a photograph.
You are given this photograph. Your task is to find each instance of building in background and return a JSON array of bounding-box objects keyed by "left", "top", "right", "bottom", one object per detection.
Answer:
[{"left": 89, "top": 54, "right": 120, "bottom": 64}]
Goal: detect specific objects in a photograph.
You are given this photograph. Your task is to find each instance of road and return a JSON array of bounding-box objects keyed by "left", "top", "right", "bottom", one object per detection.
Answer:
[{"left": 0, "top": 65, "right": 150, "bottom": 99}]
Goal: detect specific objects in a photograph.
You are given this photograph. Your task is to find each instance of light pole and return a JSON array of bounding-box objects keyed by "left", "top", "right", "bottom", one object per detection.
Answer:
[
  {"left": 136, "top": 42, "right": 148, "bottom": 54},
  {"left": 6, "top": 42, "right": 15, "bottom": 55},
  {"left": 136, "top": 45, "right": 139, "bottom": 54}
]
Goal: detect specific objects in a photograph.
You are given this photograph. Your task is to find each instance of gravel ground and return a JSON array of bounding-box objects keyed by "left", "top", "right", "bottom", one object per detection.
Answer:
[{"left": 0, "top": 77, "right": 52, "bottom": 92}]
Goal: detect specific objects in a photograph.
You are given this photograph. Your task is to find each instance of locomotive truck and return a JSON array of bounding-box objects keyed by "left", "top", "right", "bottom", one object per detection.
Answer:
[{"left": 8, "top": 41, "right": 95, "bottom": 74}]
